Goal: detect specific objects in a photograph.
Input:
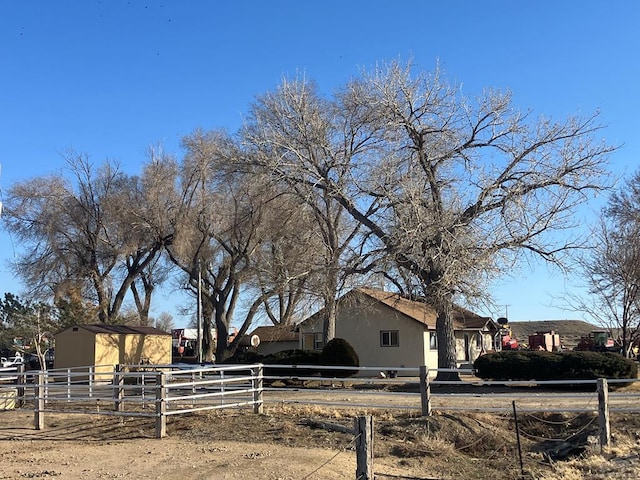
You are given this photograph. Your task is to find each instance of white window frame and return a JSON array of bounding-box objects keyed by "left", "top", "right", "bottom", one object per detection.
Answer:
[{"left": 380, "top": 330, "right": 399, "bottom": 347}]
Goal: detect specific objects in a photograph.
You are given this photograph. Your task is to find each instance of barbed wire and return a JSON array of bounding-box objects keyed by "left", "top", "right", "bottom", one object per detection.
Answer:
[
  {"left": 521, "top": 396, "right": 596, "bottom": 425},
  {"left": 376, "top": 428, "right": 508, "bottom": 460},
  {"left": 375, "top": 472, "right": 444, "bottom": 480},
  {"left": 517, "top": 415, "right": 598, "bottom": 443},
  {"left": 299, "top": 432, "right": 360, "bottom": 480}
]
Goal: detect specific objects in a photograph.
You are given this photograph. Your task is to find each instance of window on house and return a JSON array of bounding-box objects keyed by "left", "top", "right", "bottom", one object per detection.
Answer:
[
  {"left": 302, "top": 332, "right": 324, "bottom": 351},
  {"left": 429, "top": 332, "right": 437, "bottom": 350},
  {"left": 380, "top": 330, "right": 399, "bottom": 347}
]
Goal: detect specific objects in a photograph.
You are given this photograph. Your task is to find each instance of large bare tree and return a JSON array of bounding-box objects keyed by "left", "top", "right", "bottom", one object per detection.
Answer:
[
  {"left": 248, "top": 194, "right": 321, "bottom": 327},
  {"left": 3, "top": 152, "right": 172, "bottom": 324},
  {"left": 244, "top": 61, "right": 614, "bottom": 379},
  {"left": 245, "top": 77, "right": 381, "bottom": 345},
  {"left": 574, "top": 170, "right": 640, "bottom": 357},
  {"left": 166, "top": 130, "right": 291, "bottom": 361}
]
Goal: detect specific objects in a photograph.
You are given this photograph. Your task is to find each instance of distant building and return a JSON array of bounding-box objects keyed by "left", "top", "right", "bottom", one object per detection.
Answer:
[{"left": 54, "top": 325, "right": 172, "bottom": 376}]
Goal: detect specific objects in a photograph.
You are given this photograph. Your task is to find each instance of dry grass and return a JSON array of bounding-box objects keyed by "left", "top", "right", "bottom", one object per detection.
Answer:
[{"left": 1, "top": 403, "right": 638, "bottom": 479}]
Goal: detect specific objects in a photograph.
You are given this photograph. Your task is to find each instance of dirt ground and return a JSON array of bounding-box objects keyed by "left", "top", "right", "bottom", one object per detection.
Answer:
[{"left": 0, "top": 403, "right": 639, "bottom": 480}]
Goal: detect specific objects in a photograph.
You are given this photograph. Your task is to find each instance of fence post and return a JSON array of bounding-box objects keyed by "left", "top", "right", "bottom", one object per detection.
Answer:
[
  {"left": 419, "top": 365, "right": 432, "bottom": 416},
  {"left": 113, "top": 364, "right": 124, "bottom": 412},
  {"left": 597, "top": 378, "right": 611, "bottom": 451},
  {"left": 220, "top": 370, "right": 225, "bottom": 405},
  {"left": 16, "top": 364, "right": 25, "bottom": 408},
  {"left": 155, "top": 372, "right": 166, "bottom": 439},
  {"left": 355, "top": 415, "right": 374, "bottom": 480},
  {"left": 34, "top": 372, "right": 45, "bottom": 430},
  {"left": 88, "top": 366, "right": 94, "bottom": 398},
  {"left": 253, "top": 364, "right": 264, "bottom": 414},
  {"left": 66, "top": 368, "right": 71, "bottom": 402},
  {"left": 191, "top": 371, "right": 196, "bottom": 408}
]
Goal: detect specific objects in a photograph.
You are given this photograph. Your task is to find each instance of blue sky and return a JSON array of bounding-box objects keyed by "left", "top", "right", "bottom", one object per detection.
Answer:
[{"left": 1, "top": 1, "right": 639, "bottom": 326}]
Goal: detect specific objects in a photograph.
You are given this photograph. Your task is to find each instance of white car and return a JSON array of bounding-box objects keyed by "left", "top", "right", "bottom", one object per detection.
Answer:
[{"left": 1, "top": 354, "right": 24, "bottom": 368}]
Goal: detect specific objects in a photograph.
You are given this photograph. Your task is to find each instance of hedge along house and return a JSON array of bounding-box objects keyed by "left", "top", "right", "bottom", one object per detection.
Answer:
[
  {"left": 297, "top": 288, "right": 499, "bottom": 374},
  {"left": 54, "top": 325, "right": 173, "bottom": 378}
]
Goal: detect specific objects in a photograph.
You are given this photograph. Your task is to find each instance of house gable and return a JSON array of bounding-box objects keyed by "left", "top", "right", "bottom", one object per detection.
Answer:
[{"left": 297, "top": 287, "right": 498, "bottom": 371}]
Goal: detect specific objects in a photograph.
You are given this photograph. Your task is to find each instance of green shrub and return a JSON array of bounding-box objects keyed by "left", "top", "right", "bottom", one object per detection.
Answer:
[
  {"left": 223, "top": 350, "right": 264, "bottom": 365},
  {"left": 559, "top": 351, "right": 638, "bottom": 380},
  {"left": 262, "top": 349, "right": 323, "bottom": 377},
  {"left": 473, "top": 350, "right": 637, "bottom": 382},
  {"left": 320, "top": 338, "right": 359, "bottom": 378},
  {"left": 223, "top": 339, "right": 362, "bottom": 379}
]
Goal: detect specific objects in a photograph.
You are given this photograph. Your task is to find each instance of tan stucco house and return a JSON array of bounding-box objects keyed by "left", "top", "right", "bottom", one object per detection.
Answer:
[
  {"left": 297, "top": 288, "right": 498, "bottom": 372},
  {"left": 54, "top": 325, "right": 172, "bottom": 376}
]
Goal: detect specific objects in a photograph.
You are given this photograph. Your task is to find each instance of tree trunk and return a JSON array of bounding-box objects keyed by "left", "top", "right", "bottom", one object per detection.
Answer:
[
  {"left": 202, "top": 299, "right": 216, "bottom": 362},
  {"left": 322, "top": 294, "right": 337, "bottom": 346},
  {"left": 434, "top": 299, "right": 460, "bottom": 382}
]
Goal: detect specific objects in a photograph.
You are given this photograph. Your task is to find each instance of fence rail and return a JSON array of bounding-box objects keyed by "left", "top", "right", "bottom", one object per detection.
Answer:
[{"left": 1, "top": 362, "right": 639, "bottom": 440}]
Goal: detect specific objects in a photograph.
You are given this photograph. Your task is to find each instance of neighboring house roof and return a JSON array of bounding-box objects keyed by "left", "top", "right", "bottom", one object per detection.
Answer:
[
  {"left": 58, "top": 325, "right": 171, "bottom": 336},
  {"left": 300, "top": 287, "right": 496, "bottom": 331},
  {"left": 250, "top": 325, "right": 298, "bottom": 343}
]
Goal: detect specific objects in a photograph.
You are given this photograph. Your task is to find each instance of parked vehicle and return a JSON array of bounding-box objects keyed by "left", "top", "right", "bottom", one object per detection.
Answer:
[
  {"left": 496, "top": 318, "right": 520, "bottom": 350},
  {"left": 575, "top": 331, "right": 619, "bottom": 353},
  {"left": 1, "top": 353, "right": 24, "bottom": 368},
  {"left": 528, "top": 331, "right": 562, "bottom": 352}
]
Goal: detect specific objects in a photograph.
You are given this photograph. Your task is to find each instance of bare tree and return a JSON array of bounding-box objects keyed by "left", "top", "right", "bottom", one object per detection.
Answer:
[
  {"left": 244, "top": 61, "right": 614, "bottom": 379},
  {"left": 116, "top": 150, "right": 178, "bottom": 325},
  {"left": 166, "top": 130, "right": 285, "bottom": 361},
  {"left": 248, "top": 195, "right": 319, "bottom": 326},
  {"left": 573, "top": 171, "right": 640, "bottom": 357},
  {"left": 245, "top": 78, "right": 379, "bottom": 345},
  {"left": 153, "top": 311, "right": 175, "bottom": 332},
  {"left": 3, "top": 152, "right": 172, "bottom": 324}
]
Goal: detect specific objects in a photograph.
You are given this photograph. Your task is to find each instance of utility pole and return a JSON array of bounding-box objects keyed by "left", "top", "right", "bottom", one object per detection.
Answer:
[{"left": 197, "top": 258, "right": 203, "bottom": 364}]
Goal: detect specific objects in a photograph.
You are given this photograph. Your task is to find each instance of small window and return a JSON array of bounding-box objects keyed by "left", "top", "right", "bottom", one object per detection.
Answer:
[
  {"left": 303, "top": 332, "right": 324, "bottom": 351},
  {"left": 429, "top": 332, "right": 437, "bottom": 350},
  {"left": 380, "top": 330, "right": 399, "bottom": 347}
]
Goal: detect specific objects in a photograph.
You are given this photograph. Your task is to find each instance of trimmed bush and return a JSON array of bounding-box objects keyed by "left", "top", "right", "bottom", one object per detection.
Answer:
[
  {"left": 473, "top": 350, "right": 637, "bottom": 382},
  {"left": 224, "top": 350, "right": 264, "bottom": 365},
  {"left": 262, "top": 349, "right": 323, "bottom": 377},
  {"left": 223, "top": 338, "right": 361, "bottom": 379},
  {"left": 320, "top": 338, "right": 359, "bottom": 378},
  {"left": 559, "top": 351, "right": 637, "bottom": 380}
]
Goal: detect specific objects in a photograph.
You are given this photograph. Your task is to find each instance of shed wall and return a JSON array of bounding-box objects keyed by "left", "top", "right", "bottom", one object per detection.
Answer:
[
  {"left": 54, "top": 328, "right": 96, "bottom": 370},
  {"left": 124, "top": 334, "right": 172, "bottom": 365}
]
